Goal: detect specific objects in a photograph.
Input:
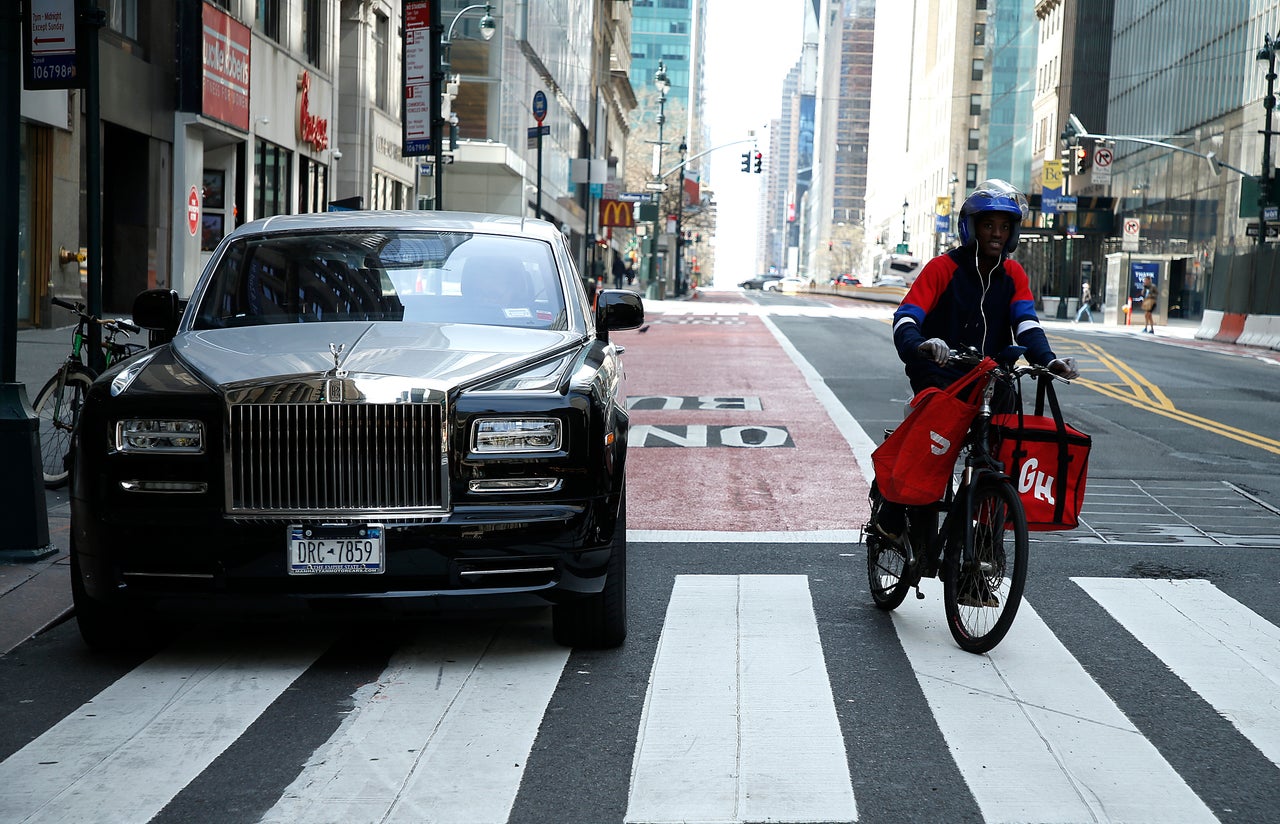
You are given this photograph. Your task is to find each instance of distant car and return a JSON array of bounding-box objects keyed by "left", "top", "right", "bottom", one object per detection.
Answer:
[
  {"left": 70, "top": 210, "right": 643, "bottom": 652},
  {"left": 765, "top": 277, "right": 806, "bottom": 292},
  {"left": 832, "top": 274, "right": 861, "bottom": 287},
  {"left": 738, "top": 276, "right": 772, "bottom": 290},
  {"left": 873, "top": 275, "right": 907, "bottom": 288}
]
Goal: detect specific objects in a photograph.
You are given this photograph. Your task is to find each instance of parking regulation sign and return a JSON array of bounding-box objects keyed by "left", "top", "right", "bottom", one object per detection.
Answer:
[{"left": 22, "top": 0, "right": 83, "bottom": 90}]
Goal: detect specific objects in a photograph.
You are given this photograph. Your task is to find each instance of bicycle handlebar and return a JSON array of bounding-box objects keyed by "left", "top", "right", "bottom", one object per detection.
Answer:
[
  {"left": 50, "top": 297, "right": 140, "bottom": 336},
  {"left": 920, "top": 343, "right": 1066, "bottom": 383}
]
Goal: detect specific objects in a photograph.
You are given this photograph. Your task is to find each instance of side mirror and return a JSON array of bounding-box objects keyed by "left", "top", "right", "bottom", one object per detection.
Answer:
[
  {"left": 595, "top": 289, "right": 644, "bottom": 339},
  {"left": 132, "top": 289, "right": 181, "bottom": 346}
]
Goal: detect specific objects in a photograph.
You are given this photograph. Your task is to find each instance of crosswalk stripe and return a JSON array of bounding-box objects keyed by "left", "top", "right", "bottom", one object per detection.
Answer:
[
  {"left": 259, "top": 618, "right": 568, "bottom": 824},
  {"left": 626, "top": 575, "right": 856, "bottom": 824},
  {"left": 0, "top": 636, "right": 325, "bottom": 824},
  {"left": 893, "top": 579, "right": 1218, "bottom": 824},
  {"left": 1075, "top": 577, "right": 1280, "bottom": 768}
]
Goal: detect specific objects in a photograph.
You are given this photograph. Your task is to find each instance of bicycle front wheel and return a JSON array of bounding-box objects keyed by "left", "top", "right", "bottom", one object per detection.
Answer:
[
  {"left": 866, "top": 485, "right": 913, "bottom": 610},
  {"left": 944, "top": 479, "right": 1028, "bottom": 654},
  {"left": 33, "top": 366, "right": 95, "bottom": 489}
]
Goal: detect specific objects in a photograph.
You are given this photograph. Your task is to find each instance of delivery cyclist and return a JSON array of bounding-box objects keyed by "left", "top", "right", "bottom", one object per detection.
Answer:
[{"left": 874, "top": 180, "right": 1078, "bottom": 556}]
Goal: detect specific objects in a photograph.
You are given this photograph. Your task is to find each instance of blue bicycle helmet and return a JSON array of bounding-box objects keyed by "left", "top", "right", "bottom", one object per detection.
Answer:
[{"left": 958, "top": 179, "right": 1029, "bottom": 254}]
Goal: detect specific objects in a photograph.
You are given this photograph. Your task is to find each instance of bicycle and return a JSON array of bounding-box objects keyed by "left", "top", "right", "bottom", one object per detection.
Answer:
[
  {"left": 863, "top": 346, "right": 1062, "bottom": 654},
  {"left": 33, "top": 297, "right": 145, "bottom": 488}
]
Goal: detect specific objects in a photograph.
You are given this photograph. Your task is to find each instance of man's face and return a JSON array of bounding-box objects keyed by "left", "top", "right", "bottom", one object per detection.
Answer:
[{"left": 974, "top": 213, "right": 1014, "bottom": 260}]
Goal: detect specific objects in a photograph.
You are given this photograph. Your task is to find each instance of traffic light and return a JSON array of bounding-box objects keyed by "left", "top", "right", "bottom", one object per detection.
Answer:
[
  {"left": 753, "top": 151, "right": 763, "bottom": 173},
  {"left": 1073, "top": 145, "right": 1087, "bottom": 176},
  {"left": 740, "top": 152, "right": 751, "bottom": 173},
  {"left": 1060, "top": 145, "right": 1073, "bottom": 176}
]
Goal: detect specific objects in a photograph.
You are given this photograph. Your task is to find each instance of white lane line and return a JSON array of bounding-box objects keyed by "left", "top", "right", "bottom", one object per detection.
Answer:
[
  {"left": 760, "top": 314, "right": 879, "bottom": 483},
  {"left": 1076, "top": 576, "right": 1280, "bottom": 768},
  {"left": 260, "top": 618, "right": 568, "bottom": 824},
  {"left": 893, "top": 580, "right": 1217, "bottom": 824},
  {"left": 0, "top": 637, "right": 325, "bottom": 824},
  {"left": 626, "top": 575, "right": 856, "bottom": 824}
]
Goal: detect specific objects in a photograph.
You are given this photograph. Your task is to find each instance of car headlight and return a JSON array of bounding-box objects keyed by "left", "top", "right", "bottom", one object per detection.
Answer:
[
  {"left": 471, "top": 418, "right": 561, "bottom": 453},
  {"left": 115, "top": 419, "right": 206, "bottom": 454},
  {"left": 110, "top": 353, "right": 155, "bottom": 397}
]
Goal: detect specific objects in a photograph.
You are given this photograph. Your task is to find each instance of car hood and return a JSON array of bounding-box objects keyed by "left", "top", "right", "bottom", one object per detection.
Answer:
[{"left": 173, "top": 322, "right": 580, "bottom": 390}]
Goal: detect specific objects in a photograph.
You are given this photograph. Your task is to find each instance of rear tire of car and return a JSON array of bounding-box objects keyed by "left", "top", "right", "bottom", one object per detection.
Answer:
[{"left": 552, "top": 492, "right": 627, "bottom": 649}]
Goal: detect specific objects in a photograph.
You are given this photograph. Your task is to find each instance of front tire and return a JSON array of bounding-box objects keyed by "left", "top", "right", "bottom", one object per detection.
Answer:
[
  {"left": 553, "top": 493, "right": 627, "bottom": 648},
  {"left": 70, "top": 549, "right": 146, "bottom": 653},
  {"left": 33, "top": 366, "right": 94, "bottom": 489},
  {"left": 866, "top": 486, "right": 912, "bottom": 610},
  {"left": 944, "top": 479, "right": 1027, "bottom": 654}
]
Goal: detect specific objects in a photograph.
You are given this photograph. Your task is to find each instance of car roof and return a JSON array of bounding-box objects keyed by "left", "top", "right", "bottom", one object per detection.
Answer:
[{"left": 229, "top": 210, "right": 564, "bottom": 243}]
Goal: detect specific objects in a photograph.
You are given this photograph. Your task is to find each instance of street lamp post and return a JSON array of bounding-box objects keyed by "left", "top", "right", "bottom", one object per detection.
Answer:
[
  {"left": 433, "top": 3, "right": 496, "bottom": 211},
  {"left": 674, "top": 139, "right": 687, "bottom": 295},
  {"left": 900, "top": 199, "right": 909, "bottom": 252},
  {"left": 1258, "top": 32, "right": 1279, "bottom": 242},
  {"left": 645, "top": 61, "right": 670, "bottom": 300}
]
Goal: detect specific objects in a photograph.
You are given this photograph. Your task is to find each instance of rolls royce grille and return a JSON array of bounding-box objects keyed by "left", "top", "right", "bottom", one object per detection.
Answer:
[{"left": 228, "top": 402, "right": 446, "bottom": 516}]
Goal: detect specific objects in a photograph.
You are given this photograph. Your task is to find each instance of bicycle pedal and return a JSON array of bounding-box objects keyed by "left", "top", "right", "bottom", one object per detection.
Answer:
[{"left": 914, "top": 586, "right": 925, "bottom": 600}]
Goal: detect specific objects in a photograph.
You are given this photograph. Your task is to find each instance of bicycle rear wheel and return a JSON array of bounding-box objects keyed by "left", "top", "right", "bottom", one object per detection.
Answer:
[
  {"left": 866, "top": 485, "right": 913, "bottom": 610},
  {"left": 33, "top": 366, "right": 95, "bottom": 489},
  {"left": 944, "top": 479, "right": 1027, "bottom": 653}
]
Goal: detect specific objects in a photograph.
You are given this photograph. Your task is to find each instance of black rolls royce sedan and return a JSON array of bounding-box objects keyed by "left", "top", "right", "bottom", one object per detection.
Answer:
[{"left": 70, "top": 211, "right": 643, "bottom": 650}]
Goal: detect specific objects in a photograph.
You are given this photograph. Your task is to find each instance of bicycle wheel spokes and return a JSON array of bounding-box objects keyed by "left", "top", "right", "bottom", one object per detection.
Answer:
[
  {"left": 867, "top": 535, "right": 912, "bottom": 609},
  {"left": 33, "top": 368, "right": 94, "bottom": 489},
  {"left": 944, "top": 480, "right": 1028, "bottom": 653}
]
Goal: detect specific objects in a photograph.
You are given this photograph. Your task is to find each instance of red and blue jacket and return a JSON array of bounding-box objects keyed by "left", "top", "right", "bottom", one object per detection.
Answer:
[{"left": 892, "top": 247, "right": 1055, "bottom": 391}]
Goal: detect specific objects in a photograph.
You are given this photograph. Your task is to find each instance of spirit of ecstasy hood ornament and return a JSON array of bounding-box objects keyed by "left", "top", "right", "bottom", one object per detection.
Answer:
[{"left": 329, "top": 342, "right": 346, "bottom": 375}]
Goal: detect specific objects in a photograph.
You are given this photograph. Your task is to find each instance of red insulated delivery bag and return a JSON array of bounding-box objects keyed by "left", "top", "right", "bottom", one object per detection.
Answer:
[
  {"left": 991, "top": 376, "right": 1091, "bottom": 531},
  {"left": 872, "top": 358, "right": 996, "bottom": 506}
]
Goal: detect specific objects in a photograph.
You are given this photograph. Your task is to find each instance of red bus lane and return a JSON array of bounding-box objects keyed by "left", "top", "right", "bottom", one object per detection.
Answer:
[{"left": 619, "top": 308, "right": 872, "bottom": 535}]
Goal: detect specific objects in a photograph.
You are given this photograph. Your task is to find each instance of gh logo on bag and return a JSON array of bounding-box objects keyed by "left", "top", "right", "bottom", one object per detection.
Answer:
[
  {"left": 929, "top": 431, "right": 950, "bottom": 455},
  {"left": 1017, "top": 458, "right": 1056, "bottom": 505}
]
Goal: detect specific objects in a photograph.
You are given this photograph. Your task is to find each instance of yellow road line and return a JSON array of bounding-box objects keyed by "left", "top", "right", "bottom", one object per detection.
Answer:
[{"left": 1050, "top": 335, "right": 1280, "bottom": 455}]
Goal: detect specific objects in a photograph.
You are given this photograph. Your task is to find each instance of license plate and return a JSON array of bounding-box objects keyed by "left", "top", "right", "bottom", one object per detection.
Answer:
[{"left": 288, "top": 524, "right": 384, "bottom": 575}]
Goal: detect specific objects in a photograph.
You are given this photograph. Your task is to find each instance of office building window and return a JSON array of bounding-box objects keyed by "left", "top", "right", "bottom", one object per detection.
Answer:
[
  {"left": 258, "top": 0, "right": 282, "bottom": 43},
  {"left": 966, "top": 163, "right": 978, "bottom": 189},
  {"left": 303, "top": 0, "right": 323, "bottom": 68},
  {"left": 255, "top": 139, "right": 292, "bottom": 218},
  {"left": 299, "top": 158, "right": 328, "bottom": 213},
  {"left": 107, "top": 0, "right": 138, "bottom": 40},
  {"left": 974, "top": 24, "right": 985, "bottom": 46},
  {"left": 371, "top": 172, "right": 406, "bottom": 210},
  {"left": 970, "top": 94, "right": 982, "bottom": 116},
  {"left": 976, "top": 0, "right": 987, "bottom": 8},
  {"left": 374, "top": 11, "right": 390, "bottom": 111},
  {"left": 971, "top": 59, "right": 983, "bottom": 81},
  {"left": 968, "top": 129, "right": 980, "bottom": 150}
]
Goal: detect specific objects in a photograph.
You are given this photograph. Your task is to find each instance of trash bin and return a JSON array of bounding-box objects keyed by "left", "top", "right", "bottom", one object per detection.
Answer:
[
  {"left": 1042, "top": 297, "right": 1061, "bottom": 317},
  {"left": 1067, "top": 298, "right": 1079, "bottom": 317}
]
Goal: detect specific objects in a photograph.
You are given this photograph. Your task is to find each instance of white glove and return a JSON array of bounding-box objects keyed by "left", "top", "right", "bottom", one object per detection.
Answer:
[
  {"left": 918, "top": 338, "right": 951, "bottom": 365},
  {"left": 1048, "top": 357, "right": 1079, "bottom": 380}
]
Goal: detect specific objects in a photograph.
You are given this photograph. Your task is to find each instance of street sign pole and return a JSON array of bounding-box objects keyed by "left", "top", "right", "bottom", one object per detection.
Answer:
[{"left": 533, "top": 90, "right": 546, "bottom": 219}]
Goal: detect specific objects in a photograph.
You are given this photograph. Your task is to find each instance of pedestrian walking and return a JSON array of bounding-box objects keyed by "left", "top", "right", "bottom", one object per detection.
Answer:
[
  {"left": 1141, "top": 274, "right": 1157, "bottom": 333},
  {"left": 1074, "top": 280, "right": 1093, "bottom": 323}
]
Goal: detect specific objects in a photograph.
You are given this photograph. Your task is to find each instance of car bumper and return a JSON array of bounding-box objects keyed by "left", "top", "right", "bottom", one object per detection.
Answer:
[{"left": 71, "top": 498, "right": 621, "bottom": 614}]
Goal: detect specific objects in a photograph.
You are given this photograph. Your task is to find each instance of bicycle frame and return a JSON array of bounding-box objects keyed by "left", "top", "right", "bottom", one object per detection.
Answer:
[{"left": 898, "top": 367, "right": 1016, "bottom": 584}]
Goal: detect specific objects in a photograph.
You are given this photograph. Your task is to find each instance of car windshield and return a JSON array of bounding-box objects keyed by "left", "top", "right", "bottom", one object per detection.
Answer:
[{"left": 192, "top": 230, "right": 568, "bottom": 331}]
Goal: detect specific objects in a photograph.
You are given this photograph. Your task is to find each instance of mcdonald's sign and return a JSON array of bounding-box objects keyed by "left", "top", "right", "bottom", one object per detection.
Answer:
[{"left": 598, "top": 199, "right": 635, "bottom": 228}]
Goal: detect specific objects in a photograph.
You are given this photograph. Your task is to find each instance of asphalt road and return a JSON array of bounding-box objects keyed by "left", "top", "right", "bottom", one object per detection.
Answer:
[{"left": 3, "top": 294, "right": 1278, "bottom": 823}]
